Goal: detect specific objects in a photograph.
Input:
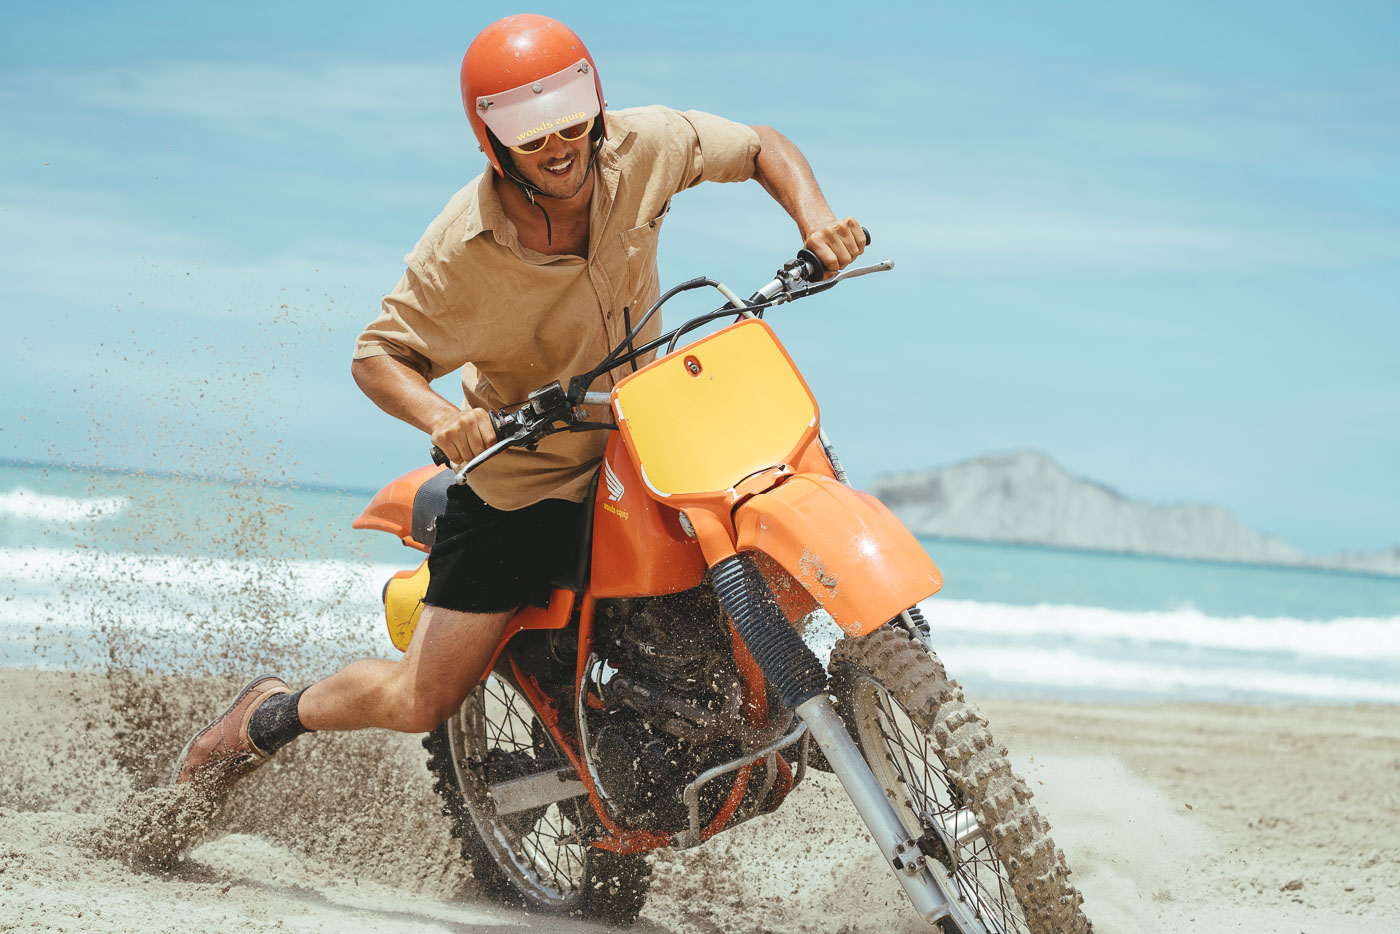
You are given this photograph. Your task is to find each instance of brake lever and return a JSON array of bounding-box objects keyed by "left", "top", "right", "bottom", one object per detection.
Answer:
[
  {"left": 828, "top": 259, "right": 895, "bottom": 282},
  {"left": 780, "top": 258, "right": 895, "bottom": 300}
]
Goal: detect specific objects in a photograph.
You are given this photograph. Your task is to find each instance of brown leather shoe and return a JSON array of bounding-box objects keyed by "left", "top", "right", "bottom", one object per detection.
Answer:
[{"left": 171, "top": 676, "right": 291, "bottom": 794}]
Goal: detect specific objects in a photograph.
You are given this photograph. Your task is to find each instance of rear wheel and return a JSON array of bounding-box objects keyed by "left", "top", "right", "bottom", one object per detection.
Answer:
[
  {"left": 829, "top": 626, "right": 1092, "bottom": 934},
  {"left": 423, "top": 674, "right": 651, "bottom": 924}
]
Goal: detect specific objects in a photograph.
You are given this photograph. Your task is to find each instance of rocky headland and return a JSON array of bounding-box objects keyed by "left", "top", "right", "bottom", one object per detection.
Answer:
[{"left": 874, "top": 450, "right": 1400, "bottom": 576}]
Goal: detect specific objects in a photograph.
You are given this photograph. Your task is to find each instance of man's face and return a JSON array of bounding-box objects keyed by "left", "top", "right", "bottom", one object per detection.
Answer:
[{"left": 507, "top": 127, "right": 592, "bottom": 200}]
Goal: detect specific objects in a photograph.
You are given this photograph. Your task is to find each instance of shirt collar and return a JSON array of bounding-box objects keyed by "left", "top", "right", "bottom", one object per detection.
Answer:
[{"left": 461, "top": 171, "right": 503, "bottom": 244}]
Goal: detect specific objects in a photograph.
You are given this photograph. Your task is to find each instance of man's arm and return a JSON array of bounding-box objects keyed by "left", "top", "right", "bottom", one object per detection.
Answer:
[
  {"left": 351, "top": 355, "right": 496, "bottom": 465},
  {"left": 749, "top": 125, "right": 866, "bottom": 276}
]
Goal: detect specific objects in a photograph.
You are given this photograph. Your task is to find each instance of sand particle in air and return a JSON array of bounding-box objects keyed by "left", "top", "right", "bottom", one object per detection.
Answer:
[{"left": 85, "top": 783, "right": 220, "bottom": 872}]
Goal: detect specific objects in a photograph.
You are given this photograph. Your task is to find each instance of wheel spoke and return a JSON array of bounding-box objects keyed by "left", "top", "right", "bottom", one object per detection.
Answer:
[
  {"left": 854, "top": 676, "right": 1030, "bottom": 934},
  {"left": 453, "top": 675, "right": 592, "bottom": 904}
]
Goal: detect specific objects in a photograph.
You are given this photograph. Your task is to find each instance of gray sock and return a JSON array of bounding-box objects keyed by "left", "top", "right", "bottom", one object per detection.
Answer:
[{"left": 247, "top": 687, "right": 314, "bottom": 754}]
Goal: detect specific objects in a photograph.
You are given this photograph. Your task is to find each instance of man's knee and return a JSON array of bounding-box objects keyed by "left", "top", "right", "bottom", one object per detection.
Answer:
[{"left": 388, "top": 678, "right": 469, "bottom": 733}]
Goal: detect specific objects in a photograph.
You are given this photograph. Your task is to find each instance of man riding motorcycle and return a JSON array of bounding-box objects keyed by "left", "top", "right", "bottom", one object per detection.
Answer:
[{"left": 174, "top": 13, "right": 866, "bottom": 794}]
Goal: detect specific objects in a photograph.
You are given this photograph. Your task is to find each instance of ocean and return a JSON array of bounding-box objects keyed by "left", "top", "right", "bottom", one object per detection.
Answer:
[{"left": 3, "top": 460, "right": 1397, "bottom": 705}]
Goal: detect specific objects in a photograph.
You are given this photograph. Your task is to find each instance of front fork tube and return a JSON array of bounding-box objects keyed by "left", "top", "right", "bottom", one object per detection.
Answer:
[
  {"left": 812, "top": 435, "right": 951, "bottom": 917},
  {"left": 796, "top": 694, "right": 954, "bottom": 925},
  {"left": 711, "top": 549, "right": 964, "bottom": 926}
]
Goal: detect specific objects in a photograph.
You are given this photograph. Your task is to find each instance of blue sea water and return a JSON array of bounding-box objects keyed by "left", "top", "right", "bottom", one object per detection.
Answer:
[
  {"left": 2, "top": 460, "right": 1397, "bottom": 705},
  {"left": 920, "top": 536, "right": 1400, "bottom": 622}
]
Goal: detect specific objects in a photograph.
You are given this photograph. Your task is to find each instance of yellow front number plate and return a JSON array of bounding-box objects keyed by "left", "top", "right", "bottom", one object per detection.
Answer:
[{"left": 613, "top": 319, "right": 818, "bottom": 498}]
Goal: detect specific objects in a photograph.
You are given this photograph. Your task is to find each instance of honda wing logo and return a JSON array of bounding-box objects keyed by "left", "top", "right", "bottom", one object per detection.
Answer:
[{"left": 604, "top": 458, "right": 625, "bottom": 502}]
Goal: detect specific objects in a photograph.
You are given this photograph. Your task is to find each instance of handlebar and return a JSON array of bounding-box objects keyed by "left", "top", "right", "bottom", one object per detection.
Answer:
[{"left": 430, "top": 230, "right": 889, "bottom": 481}]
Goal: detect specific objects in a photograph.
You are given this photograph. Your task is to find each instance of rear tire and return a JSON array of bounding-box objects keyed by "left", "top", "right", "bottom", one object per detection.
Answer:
[
  {"left": 423, "top": 674, "right": 651, "bottom": 924},
  {"left": 829, "top": 626, "right": 1092, "bottom": 934}
]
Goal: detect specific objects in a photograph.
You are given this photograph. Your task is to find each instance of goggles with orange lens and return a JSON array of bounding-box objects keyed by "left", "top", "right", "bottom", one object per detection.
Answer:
[{"left": 508, "top": 117, "right": 595, "bottom": 154}]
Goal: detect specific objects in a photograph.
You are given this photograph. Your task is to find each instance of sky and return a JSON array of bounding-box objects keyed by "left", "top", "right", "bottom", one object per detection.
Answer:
[{"left": 2, "top": 1, "right": 1397, "bottom": 554}]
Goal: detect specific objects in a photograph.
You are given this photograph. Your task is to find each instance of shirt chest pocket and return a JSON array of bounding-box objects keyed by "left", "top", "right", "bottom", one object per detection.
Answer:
[{"left": 620, "top": 200, "right": 670, "bottom": 282}]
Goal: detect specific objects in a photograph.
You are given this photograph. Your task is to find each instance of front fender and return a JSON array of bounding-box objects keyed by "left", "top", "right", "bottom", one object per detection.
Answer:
[{"left": 732, "top": 474, "right": 942, "bottom": 636}]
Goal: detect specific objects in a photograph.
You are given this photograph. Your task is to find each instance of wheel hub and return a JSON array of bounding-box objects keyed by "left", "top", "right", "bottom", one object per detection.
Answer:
[{"left": 917, "top": 815, "right": 959, "bottom": 874}]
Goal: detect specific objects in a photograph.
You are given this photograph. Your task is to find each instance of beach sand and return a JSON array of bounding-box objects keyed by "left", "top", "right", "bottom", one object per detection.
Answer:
[{"left": 1, "top": 667, "right": 1396, "bottom": 933}]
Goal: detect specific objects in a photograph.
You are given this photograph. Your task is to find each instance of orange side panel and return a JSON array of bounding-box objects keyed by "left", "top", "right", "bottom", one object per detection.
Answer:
[
  {"left": 590, "top": 434, "right": 706, "bottom": 598},
  {"left": 483, "top": 589, "right": 578, "bottom": 675},
  {"left": 352, "top": 464, "right": 444, "bottom": 553},
  {"left": 733, "top": 474, "right": 943, "bottom": 637}
]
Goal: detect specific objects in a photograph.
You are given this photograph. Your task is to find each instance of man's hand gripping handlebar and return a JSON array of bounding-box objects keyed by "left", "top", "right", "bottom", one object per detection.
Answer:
[{"left": 430, "top": 382, "right": 613, "bottom": 485}]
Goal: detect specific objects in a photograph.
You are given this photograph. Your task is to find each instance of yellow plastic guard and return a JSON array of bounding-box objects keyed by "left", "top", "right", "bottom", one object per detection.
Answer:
[
  {"left": 384, "top": 560, "right": 430, "bottom": 652},
  {"left": 613, "top": 319, "right": 817, "bottom": 498}
]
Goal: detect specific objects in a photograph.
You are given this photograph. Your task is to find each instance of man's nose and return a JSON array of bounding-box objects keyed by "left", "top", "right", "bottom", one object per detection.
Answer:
[{"left": 541, "top": 133, "right": 570, "bottom": 159}]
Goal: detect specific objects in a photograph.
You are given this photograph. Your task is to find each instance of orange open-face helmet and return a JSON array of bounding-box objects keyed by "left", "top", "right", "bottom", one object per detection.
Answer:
[{"left": 460, "top": 14, "right": 607, "bottom": 177}]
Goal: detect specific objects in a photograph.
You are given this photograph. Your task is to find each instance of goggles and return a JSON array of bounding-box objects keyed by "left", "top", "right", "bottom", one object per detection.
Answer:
[{"left": 508, "top": 117, "right": 595, "bottom": 154}]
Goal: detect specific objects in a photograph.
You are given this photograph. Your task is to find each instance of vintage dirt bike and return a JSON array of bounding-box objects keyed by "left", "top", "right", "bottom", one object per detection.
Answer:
[{"left": 352, "top": 238, "right": 1092, "bottom": 933}]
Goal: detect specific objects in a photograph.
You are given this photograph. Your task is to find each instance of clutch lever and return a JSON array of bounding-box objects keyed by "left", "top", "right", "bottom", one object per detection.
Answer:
[
  {"left": 430, "top": 417, "right": 532, "bottom": 485},
  {"left": 452, "top": 434, "right": 518, "bottom": 484}
]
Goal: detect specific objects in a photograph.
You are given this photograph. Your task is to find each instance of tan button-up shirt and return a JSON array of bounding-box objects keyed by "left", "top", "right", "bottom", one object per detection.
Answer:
[{"left": 354, "top": 106, "right": 761, "bottom": 510}]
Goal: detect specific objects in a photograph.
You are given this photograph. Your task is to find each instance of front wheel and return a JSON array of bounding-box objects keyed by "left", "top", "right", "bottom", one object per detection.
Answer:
[
  {"left": 829, "top": 626, "right": 1092, "bottom": 934},
  {"left": 423, "top": 674, "right": 651, "bottom": 924}
]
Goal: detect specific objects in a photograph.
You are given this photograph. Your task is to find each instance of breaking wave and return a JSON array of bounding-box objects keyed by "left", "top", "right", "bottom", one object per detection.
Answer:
[
  {"left": 0, "top": 488, "right": 130, "bottom": 522},
  {"left": 924, "top": 597, "right": 1400, "bottom": 661},
  {"left": 918, "top": 597, "right": 1400, "bottom": 703},
  {"left": 3, "top": 544, "right": 1397, "bottom": 704}
]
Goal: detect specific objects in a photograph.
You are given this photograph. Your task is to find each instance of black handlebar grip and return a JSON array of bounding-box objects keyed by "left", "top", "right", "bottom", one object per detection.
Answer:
[
  {"left": 794, "top": 248, "right": 822, "bottom": 280},
  {"left": 431, "top": 445, "right": 449, "bottom": 467}
]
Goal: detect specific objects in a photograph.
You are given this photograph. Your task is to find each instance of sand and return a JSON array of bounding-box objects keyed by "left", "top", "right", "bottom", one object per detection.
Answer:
[{"left": 1, "top": 668, "right": 1396, "bottom": 933}]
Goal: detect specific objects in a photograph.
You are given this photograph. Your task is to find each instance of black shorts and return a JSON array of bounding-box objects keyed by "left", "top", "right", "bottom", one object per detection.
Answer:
[{"left": 423, "top": 481, "right": 584, "bottom": 614}]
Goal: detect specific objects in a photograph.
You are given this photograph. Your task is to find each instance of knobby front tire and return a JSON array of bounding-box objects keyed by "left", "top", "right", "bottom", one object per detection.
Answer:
[{"left": 829, "top": 626, "right": 1092, "bottom": 934}]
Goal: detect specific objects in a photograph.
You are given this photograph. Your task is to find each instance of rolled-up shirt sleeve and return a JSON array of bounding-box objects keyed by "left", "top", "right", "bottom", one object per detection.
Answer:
[
  {"left": 673, "top": 109, "right": 760, "bottom": 188},
  {"left": 353, "top": 262, "right": 468, "bottom": 381}
]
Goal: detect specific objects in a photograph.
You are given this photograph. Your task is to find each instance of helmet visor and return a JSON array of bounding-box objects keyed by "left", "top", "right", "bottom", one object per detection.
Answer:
[{"left": 476, "top": 59, "right": 601, "bottom": 152}]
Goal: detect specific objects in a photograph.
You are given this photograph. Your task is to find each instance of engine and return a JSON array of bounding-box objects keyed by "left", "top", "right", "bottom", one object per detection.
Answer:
[{"left": 587, "top": 587, "right": 753, "bottom": 831}]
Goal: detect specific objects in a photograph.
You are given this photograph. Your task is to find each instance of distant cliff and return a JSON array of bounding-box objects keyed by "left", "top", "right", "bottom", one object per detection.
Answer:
[{"left": 874, "top": 450, "right": 1399, "bottom": 575}]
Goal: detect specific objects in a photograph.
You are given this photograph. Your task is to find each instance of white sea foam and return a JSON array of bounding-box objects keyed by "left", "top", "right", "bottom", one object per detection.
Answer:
[
  {"left": 3, "top": 546, "right": 1398, "bottom": 703},
  {"left": 919, "top": 597, "right": 1400, "bottom": 661},
  {"left": 0, "top": 545, "right": 400, "bottom": 602},
  {"left": 935, "top": 645, "right": 1400, "bottom": 703},
  {"left": 0, "top": 546, "right": 399, "bottom": 670},
  {"left": 0, "top": 488, "right": 130, "bottom": 522}
]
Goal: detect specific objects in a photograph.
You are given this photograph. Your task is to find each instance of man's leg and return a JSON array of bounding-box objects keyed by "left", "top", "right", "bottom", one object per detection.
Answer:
[
  {"left": 297, "top": 605, "right": 512, "bottom": 733},
  {"left": 174, "top": 483, "right": 581, "bottom": 792},
  {"left": 172, "top": 605, "right": 512, "bottom": 790}
]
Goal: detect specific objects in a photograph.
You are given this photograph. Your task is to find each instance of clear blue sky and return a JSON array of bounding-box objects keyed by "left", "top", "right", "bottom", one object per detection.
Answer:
[{"left": 3, "top": 1, "right": 1397, "bottom": 553}]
